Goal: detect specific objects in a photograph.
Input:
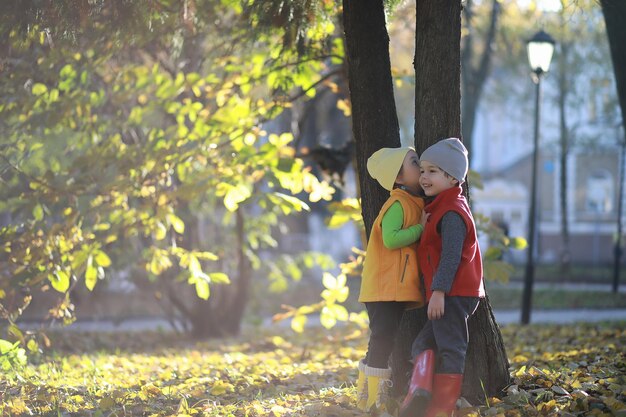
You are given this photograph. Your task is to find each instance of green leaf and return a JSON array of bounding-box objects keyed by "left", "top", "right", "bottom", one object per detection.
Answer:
[
  {"left": 188, "top": 254, "right": 201, "bottom": 275},
  {"left": 32, "top": 204, "right": 44, "bottom": 221},
  {"left": 484, "top": 246, "right": 503, "bottom": 261},
  {"left": 322, "top": 286, "right": 349, "bottom": 304},
  {"left": 320, "top": 304, "right": 349, "bottom": 329},
  {"left": 155, "top": 222, "right": 167, "bottom": 240},
  {"left": 271, "top": 193, "right": 310, "bottom": 213},
  {"left": 85, "top": 255, "right": 98, "bottom": 291},
  {"left": 0, "top": 339, "right": 17, "bottom": 354},
  {"left": 268, "top": 133, "right": 294, "bottom": 147},
  {"left": 209, "top": 272, "right": 230, "bottom": 284},
  {"left": 94, "top": 251, "right": 112, "bottom": 267},
  {"left": 325, "top": 212, "right": 351, "bottom": 229},
  {"left": 331, "top": 37, "right": 344, "bottom": 64},
  {"left": 188, "top": 272, "right": 211, "bottom": 300},
  {"left": 510, "top": 237, "right": 527, "bottom": 250},
  {"left": 195, "top": 279, "right": 210, "bottom": 300},
  {"left": 31, "top": 83, "right": 48, "bottom": 95},
  {"left": 26, "top": 339, "right": 39, "bottom": 353},
  {"left": 223, "top": 183, "right": 252, "bottom": 212},
  {"left": 290, "top": 315, "right": 307, "bottom": 333},
  {"left": 167, "top": 213, "right": 185, "bottom": 234},
  {"left": 322, "top": 272, "right": 337, "bottom": 290},
  {"left": 50, "top": 270, "right": 70, "bottom": 293},
  {"left": 331, "top": 304, "right": 349, "bottom": 321},
  {"left": 483, "top": 260, "right": 514, "bottom": 283},
  {"left": 320, "top": 306, "right": 337, "bottom": 329},
  {"left": 194, "top": 251, "right": 219, "bottom": 261}
]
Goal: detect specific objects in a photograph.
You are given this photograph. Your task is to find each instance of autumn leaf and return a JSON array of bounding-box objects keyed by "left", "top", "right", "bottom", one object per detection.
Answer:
[{"left": 210, "top": 380, "right": 235, "bottom": 396}]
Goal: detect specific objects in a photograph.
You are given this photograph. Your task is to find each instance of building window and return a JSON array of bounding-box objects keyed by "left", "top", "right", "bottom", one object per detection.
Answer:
[
  {"left": 586, "top": 169, "right": 613, "bottom": 214},
  {"left": 491, "top": 210, "right": 504, "bottom": 223}
]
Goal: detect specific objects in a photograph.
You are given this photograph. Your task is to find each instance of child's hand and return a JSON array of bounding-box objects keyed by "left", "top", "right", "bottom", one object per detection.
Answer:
[
  {"left": 428, "top": 290, "right": 445, "bottom": 320},
  {"left": 420, "top": 210, "right": 430, "bottom": 227}
]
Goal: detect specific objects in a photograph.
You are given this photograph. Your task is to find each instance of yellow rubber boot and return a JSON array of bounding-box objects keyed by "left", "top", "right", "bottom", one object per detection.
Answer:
[
  {"left": 365, "top": 365, "right": 393, "bottom": 412},
  {"left": 356, "top": 360, "right": 368, "bottom": 410}
]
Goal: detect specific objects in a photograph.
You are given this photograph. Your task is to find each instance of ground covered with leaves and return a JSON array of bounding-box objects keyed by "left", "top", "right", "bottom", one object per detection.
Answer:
[{"left": 1, "top": 321, "right": 625, "bottom": 416}]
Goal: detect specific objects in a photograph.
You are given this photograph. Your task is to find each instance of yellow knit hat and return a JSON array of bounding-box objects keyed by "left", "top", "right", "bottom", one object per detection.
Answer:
[{"left": 366, "top": 147, "right": 415, "bottom": 191}]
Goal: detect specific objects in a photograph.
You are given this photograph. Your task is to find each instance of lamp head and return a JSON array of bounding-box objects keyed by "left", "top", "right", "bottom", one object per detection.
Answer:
[{"left": 527, "top": 30, "right": 556, "bottom": 78}]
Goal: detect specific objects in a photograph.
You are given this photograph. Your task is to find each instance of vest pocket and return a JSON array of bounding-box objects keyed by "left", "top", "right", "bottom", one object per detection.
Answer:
[{"left": 400, "top": 254, "right": 409, "bottom": 283}]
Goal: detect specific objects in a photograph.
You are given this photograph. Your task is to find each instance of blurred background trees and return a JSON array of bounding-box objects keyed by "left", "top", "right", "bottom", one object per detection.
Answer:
[{"left": 0, "top": 0, "right": 343, "bottom": 338}]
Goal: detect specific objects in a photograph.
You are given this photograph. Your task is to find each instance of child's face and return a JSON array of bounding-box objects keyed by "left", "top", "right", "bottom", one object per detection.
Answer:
[
  {"left": 419, "top": 160, "right": 458, "bottom": 196},
  {"left": 396, "top": 150, "right": 421, "bottom": 193}
]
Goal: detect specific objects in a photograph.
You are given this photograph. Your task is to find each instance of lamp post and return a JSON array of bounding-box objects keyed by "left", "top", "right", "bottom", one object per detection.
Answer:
[
  {"left": 521, "top": 30, "right": 555, "bottom": 325},
  {"left": 613, "top": 127, "right": 625, "bottom": 293}
]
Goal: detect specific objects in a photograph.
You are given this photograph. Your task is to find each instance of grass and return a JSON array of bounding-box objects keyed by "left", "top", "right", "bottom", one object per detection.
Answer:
[
  {"left": 486, "top": 286, "right": 626, "bottom": 309},
  {"left": 509, "top": 263, "right": 626, "bottom": 283}
]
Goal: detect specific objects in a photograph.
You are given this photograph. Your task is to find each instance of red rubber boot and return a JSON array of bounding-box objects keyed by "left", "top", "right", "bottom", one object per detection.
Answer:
[
  {"left": 424, "top": 374, "right": 463, "bottom": 417},
  {"left": 399, "top": 349, "right": 435, "bottom": 417}
]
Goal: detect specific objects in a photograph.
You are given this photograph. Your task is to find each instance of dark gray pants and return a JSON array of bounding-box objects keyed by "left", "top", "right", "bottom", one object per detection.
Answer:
[
  {"left": 410, "top": 296, "right": 479, "bottom": 374},
  {"left": 364, "top": 301, "right": 406, "bottom": 369}
]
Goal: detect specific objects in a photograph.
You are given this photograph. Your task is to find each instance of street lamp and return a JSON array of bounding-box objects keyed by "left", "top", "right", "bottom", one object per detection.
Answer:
[{"left": 521, "top": 30, "right": 555, "bottom": 325}]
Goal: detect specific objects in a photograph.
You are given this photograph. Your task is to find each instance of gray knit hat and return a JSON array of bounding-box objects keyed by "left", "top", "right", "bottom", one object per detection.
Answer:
[{"left": 420, "top": 138, "right": 468, "bottom": 183}]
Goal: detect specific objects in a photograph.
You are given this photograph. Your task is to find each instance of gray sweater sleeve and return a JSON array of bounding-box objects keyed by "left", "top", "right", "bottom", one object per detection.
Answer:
[{"left": 431, "top": 211, "right": 467, "bottom": 293}]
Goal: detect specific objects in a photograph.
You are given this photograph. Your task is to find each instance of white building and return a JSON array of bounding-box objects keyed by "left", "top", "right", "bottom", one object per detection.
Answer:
[{"left": 471, "top": 64, "right": 625, "bottom": 265}]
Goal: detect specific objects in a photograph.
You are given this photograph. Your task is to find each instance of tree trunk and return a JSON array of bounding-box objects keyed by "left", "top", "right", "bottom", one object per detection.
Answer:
[
  {"left": 462, "top": 295, "right": 511, "bottom": 402},
  {"left": 158, "top": 204, "right": 253, "bottom": 339},
  {"left": 223, "top": 207, "right": 252, "bottom": 334},
  {"left": 601, "top": 0, "right": 626, "bottom": 124},
  {"left": 342, "top": 0, "right": 422, "bottom": 395},
  {"left": 600, "top": 0, "right": 626, "bottom": 292},
  {"left": 188, "top": 208, "right": 252, "bottom": 339},
  {"left": 557, "top": 42, "right": 571, "bottom": 273},
  {"left": 414, "top": 0, "right": 462, "bottom": 151},
  {"left": 413, "top": 0, "right": 510, "bottom": 405},
  {"left": 342, "top": 0, "right": 401, "bottom": 238}
]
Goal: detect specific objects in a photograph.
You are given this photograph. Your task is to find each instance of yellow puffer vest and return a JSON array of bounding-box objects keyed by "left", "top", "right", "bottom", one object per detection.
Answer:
[{"left": 359, "top": 188, "right": 425, "bottom": 304}]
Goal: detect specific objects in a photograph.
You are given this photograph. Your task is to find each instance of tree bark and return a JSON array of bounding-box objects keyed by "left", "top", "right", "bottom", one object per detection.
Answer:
[
  {"left": 601, "top": 0, "right": 626, "bottom": 125},
  {"left": 557, "top": 42, "right": 571, "bottom": 273},
  {"left": 462, "top": 295, "right": 511, "bottom": 402},
  {"left": 342, "top": 0, "right": 401, "bottom": 238},
  {"left": 414, "top": 1, "right": 462, "bottom": 151},
  {"left": 223, "top": 207, "right": 253, "bottom": 334},
  {"left": 412, "top": 0, "right": 511, "bottom": 405},
  {"left": 600, "top": 0, "right": 626, "bottom": 293}
]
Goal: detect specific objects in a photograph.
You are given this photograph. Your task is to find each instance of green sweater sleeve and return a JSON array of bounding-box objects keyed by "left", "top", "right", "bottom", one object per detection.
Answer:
[{"left": 381, "top": 201, "right": 424, "bottom": 250}]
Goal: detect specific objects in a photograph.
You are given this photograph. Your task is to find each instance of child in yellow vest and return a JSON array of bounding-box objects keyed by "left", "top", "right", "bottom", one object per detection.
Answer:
[{"left": 356, "top": 146, "right": 428, "bottom": 413}]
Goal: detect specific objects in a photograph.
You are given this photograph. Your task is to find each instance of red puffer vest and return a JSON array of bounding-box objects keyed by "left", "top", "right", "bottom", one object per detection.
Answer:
[{"left": 418, "top": 186, "right": 485, "bottom": 301}]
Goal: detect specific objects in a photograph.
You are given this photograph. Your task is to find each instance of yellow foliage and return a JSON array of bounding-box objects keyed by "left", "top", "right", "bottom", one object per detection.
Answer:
[
  {"left": 2, "top": 323, "right": 625, "bottom": 416},
  {"left": 210, "top": 380, "right": 235, "bottom": 396}
]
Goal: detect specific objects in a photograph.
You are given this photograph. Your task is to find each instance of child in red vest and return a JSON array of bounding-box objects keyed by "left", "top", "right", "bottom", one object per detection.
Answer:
[
  {"left": 356, "top": 146, "right": 428, "bottom": 413},
  {"left": 400, "top": 138, "right": 485, "bottom": 417}
]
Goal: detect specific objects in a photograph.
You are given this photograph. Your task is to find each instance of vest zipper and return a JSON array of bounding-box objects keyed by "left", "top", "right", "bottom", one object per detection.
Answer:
[{"left": 400, "top": 254, "right": 409, "bottom": 283}]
